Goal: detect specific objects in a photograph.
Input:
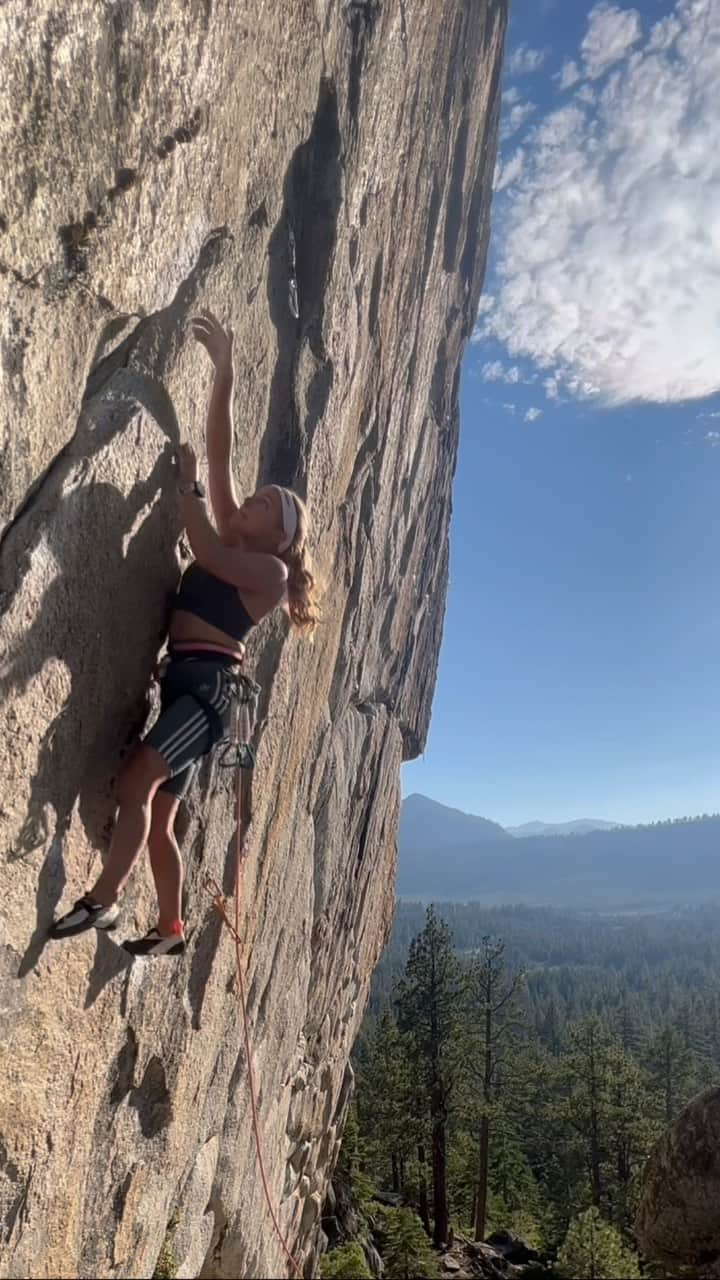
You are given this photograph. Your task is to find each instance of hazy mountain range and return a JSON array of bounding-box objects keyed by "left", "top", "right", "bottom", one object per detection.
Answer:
[
  {"left": 505, "top": 818, "right": 619, "bottom": 838},
  {"left": 398, "top": 794, "right": 720, "bottom": 908}
]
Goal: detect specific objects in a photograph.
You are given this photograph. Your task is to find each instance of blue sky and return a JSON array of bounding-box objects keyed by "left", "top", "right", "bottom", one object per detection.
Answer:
[{"left": 402, "top": 0, "right": 720, "bottom": 827}]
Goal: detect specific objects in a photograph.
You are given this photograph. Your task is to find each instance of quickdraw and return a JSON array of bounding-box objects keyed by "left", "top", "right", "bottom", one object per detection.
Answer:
[{"left": 217, "top": 672, "right": 262, "bottom": 770}]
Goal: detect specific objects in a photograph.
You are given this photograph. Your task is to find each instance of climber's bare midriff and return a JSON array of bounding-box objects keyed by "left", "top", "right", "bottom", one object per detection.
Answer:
[{"left": 169, "top": 604, "right": 261, "bottom": 656}]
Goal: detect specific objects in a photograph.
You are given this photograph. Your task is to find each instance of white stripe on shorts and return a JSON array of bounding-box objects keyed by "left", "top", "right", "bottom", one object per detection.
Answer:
[
  {"left": 154, "top": 671, "right": 226, "bottom": 767},
  {"left": 154, "top": 709, "right": 208, "bottom": 765}
]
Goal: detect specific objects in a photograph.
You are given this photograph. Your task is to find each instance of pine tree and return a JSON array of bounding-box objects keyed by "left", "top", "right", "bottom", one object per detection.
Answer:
[
  {"left": 396, "top": 906, "right": 464, "bottom": 1247},
  {"left": 604, "top": 1043, "right": 657, "bottom": 1227},
  {"left": 563, "top": 1017, "right": 612, "bottom": 1208},
  {"left": 465, "top": 936, "right": 524, "bottom": 1241},
  {"left": 556, "top": 1206, "right": 640, "bottom": 1279},
  {"left": 320, "top": 1242, "right": 373, "bottom": 1279},
  {"left": 644, "top": 1022, "right": 689, "bottom": 1124},
  {"left": 355, "top": 1012, "right": 416, "bottom": 1193},
  {"left": 381, "top": 1207, "right": 439, "bottom": 1280}
]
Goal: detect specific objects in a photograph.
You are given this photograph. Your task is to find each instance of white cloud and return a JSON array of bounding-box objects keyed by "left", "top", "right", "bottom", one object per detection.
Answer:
[
  {"left": 544, "top": 376, "right": 560, "bottom": 400},
  {"left": 494, "top": 147, "right": 525, "bottom": 191},
  {"left": 525, "top": 407, "right": 543, "bottom": 421},
  {"left": 500, "top": 100, "right": 536, "bottom": 141},
  {"left": 509, "top": 45, "right": 546, "bottom": 75},
  {"left": 575, "top": 84, "right": 598, "bottom": 105},
  {"left": 557, "top": 60, "right": 581, "bottom": 90},
  {"left": 477, "top": 0, "right": 720, "bottom": 406},
  {"left": 502, "top": 403, "right": 518, "bottom": 414},
  {"left": 481, "top": 361, "right": 522, "bottom": 384},
  {"left": 698, "top": 409, "right": 720, "bottom": 419},
  {"left": 503, "top": 86, "right": 521, "bottom": 106},
  {"left": 581, "top": 2, "right": 643, "bottom": 78},
  {"left": 706, "top": 430, "right": 720, "bottom": 446}
]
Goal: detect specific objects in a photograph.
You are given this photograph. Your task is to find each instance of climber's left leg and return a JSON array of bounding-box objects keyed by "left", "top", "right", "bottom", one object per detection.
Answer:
[
  {"left": 146, "top": 789, "right": 183, "bottom": 935},
  {"left": 49, "top": 744, "right": 169, "bottom": 940}
]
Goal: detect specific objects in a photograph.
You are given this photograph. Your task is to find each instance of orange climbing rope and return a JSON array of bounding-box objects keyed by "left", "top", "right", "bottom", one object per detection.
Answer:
[{"left": 205, "top": 698, "right": 303, "bottom": 1280}]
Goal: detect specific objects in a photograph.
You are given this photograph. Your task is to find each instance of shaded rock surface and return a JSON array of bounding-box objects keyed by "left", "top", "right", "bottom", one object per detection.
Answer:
[
  {"left": 636, "top": 1086, "right": 720, "bottom": 1278},
  {"left": 0, "top": 2, "right": 506, "bottom": 1277}
]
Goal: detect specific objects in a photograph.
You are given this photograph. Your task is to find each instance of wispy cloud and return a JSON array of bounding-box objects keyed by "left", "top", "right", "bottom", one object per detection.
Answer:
[
  {"left": 581, "top": 2, "right": 642, "bottom": 79},
  {"left": 557, "top": 60, "right": 581, "bottom": 90},
  {"left": 494, "top": 147, "right": 525, "bottom": 192},
  {"left": 509, "top": 44, "right": 547, "bottom": 75},
  {"left": 525, "top": 407, "right": 543, "bottom": 422},
  {"left": 476, "top": 0, "right": 720, "bottom": 406},
  {"left": 706, "top": 430, "right": 720, "bottom": 447},
  {"left": 500, "top": 100, "right": 536, "bottom": 141},
  {"left": 482, "top": 361, "right": 522, "bottom": 384},
  {"left": 575, "top": 84, "right": 597, "bottom": 106}
]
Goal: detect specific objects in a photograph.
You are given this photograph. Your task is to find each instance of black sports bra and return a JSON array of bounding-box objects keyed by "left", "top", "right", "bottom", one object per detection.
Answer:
[{"left": 173, "top": 562, "right": 256, "bottom": 643}]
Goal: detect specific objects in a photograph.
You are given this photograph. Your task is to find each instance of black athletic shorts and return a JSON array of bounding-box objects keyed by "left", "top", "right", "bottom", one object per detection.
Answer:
[{"left": 143, "top": 650, "right": 240, "bottom": 798}]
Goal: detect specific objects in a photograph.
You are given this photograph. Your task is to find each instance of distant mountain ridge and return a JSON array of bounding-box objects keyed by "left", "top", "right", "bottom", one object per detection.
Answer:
[
  {"left": 506, "top": 818, "right": 620, "bottom": 838},
  {"left": 398, "top": 794, "right": 720, "bottom": 908},
  {"left": 400, "top": 793, "right": 512, "bottom": 854}
]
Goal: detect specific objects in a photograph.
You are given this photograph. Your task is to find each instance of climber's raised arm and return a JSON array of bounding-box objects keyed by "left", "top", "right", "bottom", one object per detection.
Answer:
[
  {"left": 191, "top": 311, "right": 239, "bottom": 538},
  {"left": 176, "top": 443, "right": 287, "bottom": 599}
]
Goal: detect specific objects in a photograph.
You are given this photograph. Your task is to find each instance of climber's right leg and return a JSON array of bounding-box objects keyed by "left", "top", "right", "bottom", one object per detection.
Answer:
[{"left": 89, "top": 744, "right": 170, "bottom": 905}]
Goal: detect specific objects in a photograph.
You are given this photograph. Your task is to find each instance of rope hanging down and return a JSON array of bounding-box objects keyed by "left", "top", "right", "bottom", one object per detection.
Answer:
[{"left": 204, "top": 677, "right": 303, "bottom": 1280}]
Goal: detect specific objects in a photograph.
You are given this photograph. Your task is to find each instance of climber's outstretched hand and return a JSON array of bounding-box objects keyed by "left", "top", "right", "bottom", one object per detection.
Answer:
[{"left": 191, "top": 310, "right": 234, "bottom": 373}]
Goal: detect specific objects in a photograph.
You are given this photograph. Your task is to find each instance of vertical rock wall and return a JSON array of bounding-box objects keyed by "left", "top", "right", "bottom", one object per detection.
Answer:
[{"left": 0, "top": 2, "right": 507, "bottom": 1276}]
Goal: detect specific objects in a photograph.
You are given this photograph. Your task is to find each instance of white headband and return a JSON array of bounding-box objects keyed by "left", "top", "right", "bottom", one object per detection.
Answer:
[{"left": 272, "top": 485, "right": 298, "bottom": 552}]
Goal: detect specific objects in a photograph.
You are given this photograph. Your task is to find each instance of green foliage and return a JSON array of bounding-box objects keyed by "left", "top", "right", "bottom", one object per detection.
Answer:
[
  {"left": 354, "top": 1012, "right": 417, "bottom": 1194},
  {"left": 446, "top": 1130, "right": 477, "bottom": 1229},
  {"left": 396, "top": 906, "right": 465, "bottom": 1243},
  {"left": 557, "top": 1207, "right": 640, "bottom": 1279},
  {"left": 320, "top": 1242, "right": 372, "bottom": 1279},
  {"left": 152, "top": 1210, "right": 181, "bottom": 1280},
  {"left": 395, "top": 906, "right": 465, "bottom": 1083},
  {"left": 379, "top": 1207, "right": 438, "bottom": 1280},
  {"left": 350, "top": 901, "right": 720, "bottom": 1269},
  {"left": 335, "top": 1104, "right": 375, "bottom": 1233}
]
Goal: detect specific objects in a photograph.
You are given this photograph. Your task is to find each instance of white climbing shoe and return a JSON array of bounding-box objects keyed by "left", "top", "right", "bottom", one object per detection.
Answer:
[{"left": 48, "top": 894, "right": 119, "bottom": 939}]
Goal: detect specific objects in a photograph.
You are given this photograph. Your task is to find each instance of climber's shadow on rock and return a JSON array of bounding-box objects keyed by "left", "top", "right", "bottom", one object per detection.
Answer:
[
  {"left": 259, "top": 76, "right": 342, "bottom": 489},
  {"left": 2, "top": 448, "right": 180, "bottom": 978},
  {"left": 84, "top": 929, "right": 134, "bottom": 1009}
]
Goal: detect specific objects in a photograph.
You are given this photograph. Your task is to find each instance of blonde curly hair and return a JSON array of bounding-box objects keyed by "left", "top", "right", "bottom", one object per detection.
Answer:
[{"left": 276, "top": 488, "right": 322, "bottom": 634}]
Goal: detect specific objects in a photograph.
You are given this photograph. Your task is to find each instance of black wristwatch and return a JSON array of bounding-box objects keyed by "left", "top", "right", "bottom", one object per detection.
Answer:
[{"left": 178, "top": 479, "right": 207, "bottom": 499}]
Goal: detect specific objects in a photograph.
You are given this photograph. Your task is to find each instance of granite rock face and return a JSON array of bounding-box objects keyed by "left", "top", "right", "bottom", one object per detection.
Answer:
[
  {"left": 636, "top": 1087, "right": 720, "bottom": 1279},
  {"left": 0, "top": 3, "right": 506, "bottom": 1276}
]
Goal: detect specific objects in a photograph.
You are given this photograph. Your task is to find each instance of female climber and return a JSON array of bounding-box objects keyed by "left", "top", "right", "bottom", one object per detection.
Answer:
[{"left": 49, "top": 311, "right": 320, "bottom": 957}]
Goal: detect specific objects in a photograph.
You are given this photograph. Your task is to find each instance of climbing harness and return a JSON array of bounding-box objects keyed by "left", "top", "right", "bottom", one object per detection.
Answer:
[{"left": 203, "top": 672, "right": 304, "bottom": 1280}]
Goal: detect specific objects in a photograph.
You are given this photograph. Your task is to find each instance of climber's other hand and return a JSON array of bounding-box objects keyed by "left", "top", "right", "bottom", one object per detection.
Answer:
[
  {"left": 191, "top": 310, "right": 234, "bottom": 373},
  {"left": 176, "top": 442, "right": 198, "bottom": 483}
]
